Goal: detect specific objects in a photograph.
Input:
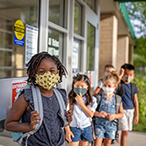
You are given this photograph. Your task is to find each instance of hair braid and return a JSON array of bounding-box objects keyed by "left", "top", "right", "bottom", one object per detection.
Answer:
[{"left": 26, "top": 52, "right": 68, "bottom": 84}]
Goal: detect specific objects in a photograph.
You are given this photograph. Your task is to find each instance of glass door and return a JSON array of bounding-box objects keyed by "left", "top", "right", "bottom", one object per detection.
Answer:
[{"left": 85, "top": 0, "right": 99, "bottom": 90}]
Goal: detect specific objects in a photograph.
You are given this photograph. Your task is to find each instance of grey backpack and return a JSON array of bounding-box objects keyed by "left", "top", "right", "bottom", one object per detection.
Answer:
[{"left": 11, "top": 85, "right": 67, "bottom": 146}]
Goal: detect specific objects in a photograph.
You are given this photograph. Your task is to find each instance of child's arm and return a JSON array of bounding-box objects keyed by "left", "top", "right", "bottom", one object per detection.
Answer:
[
  {"left": 93, "top": 87, "right": 101, "bottom": 96},
  {"left": 75, "top": 94, "right": 94, "bottom": 118},
  {"left": 133, "top": 93, "right": 139, "bottom": 125},
  {"left": 64, "top": 125, "right": 74, "bottom": 142},
  {"left": 107, "top": 102, "right": 124, "bottom": 121},
  {"left": 5, "top": 94, "right": 40, "bottom": 132},
  {"left": 119, "top": 68, "right": 125, "bottom": 80}
]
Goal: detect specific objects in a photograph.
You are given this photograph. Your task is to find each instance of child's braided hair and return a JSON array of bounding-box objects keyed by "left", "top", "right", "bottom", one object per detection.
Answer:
[{"left": 27, "top": 52, "right": 67, "bottom": 84}]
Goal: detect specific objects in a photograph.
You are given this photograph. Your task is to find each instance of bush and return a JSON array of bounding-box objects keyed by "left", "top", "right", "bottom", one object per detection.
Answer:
[{"left": 133, "top": 75, "right": 146, "bottom": 132}]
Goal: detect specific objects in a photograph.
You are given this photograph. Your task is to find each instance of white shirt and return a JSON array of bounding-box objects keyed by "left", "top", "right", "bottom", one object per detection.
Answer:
[{"left": 67, "top": 96, "right": 97, "bottom": 130}]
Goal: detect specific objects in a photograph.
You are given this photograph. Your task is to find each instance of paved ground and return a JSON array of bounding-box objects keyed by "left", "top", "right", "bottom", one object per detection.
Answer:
[
  {"left": 112, "top": 131, "right": 146, "bottom": 146},
  {"left": 0, "top": 130, "right": 146, "bottom": 146}
]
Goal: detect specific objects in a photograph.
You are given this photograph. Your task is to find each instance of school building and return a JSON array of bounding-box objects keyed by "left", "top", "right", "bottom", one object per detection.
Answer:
[{"left": 0, "top": 0, "right": 137, "bottom": 130}]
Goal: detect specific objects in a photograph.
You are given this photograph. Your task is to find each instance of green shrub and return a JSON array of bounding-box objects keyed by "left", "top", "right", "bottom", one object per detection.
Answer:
[{"left": 133, "top": 75, "right": 146, "bottom": 132}]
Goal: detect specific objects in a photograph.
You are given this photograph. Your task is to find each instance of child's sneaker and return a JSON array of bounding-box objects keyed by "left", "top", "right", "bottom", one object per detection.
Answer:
[
  {"left": 111, "top": 139, "right": 115, "bottom": 144},
  {"left": 115, "top": 137, "right": 120, "bottom": 144}
]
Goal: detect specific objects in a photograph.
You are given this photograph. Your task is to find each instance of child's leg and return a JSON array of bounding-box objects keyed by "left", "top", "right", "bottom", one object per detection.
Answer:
[
  {"left": 120, "top": 130, "right": 128, "bottom": 146},
  {"left": 79, "top": 140, "right": 88, "bottom": 146},
  {"left": 69, "top": 141, "right": 79, "bottom": 146},
  {"left": 104, "top": 138, "right": 112, "bottom": 146},
  {"left": 94, "top": 138, "right": 103, "bottom": 146}
]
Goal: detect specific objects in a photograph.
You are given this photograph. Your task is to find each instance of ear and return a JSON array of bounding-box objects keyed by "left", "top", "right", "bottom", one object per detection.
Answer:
[
  {"left": 86, "top": 86, "right": 89, "bottom": 91},
  {"left": 57, "top": 70, "right": 59, "bottom": 74},
  {"left": 114, "top": 84, "right": 118, "bottom": 89}
]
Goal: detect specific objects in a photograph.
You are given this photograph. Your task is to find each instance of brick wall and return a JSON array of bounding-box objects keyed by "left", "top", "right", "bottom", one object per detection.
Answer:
[
  {"left": 116, "top": 35, "right": 129, "bottom": 72},
  {"left": 99, "top": 14, "right": 118, "bottom": 79}
]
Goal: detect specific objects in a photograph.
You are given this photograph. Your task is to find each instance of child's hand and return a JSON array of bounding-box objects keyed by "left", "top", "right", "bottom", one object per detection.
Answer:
[
  {"left": 106, "top": 114, "right": 115, "bottom": 121},
  {"left": 65, "top": 127, "right": 74, "bottom": 142},
  {"left": 99, "top": 111, "right": 108, "bottom": 118},
  {"left": 134, "top": 116, "right": 139, "bottom": 125},
  {"left": 119, "top": 68, "right": 125, "bottom": 78},
  {"left": 30, "top": 111, "right": 41, "bottom": 130},
  {"left": 75, "top": 93, "right": 83, "bottom": 105}
]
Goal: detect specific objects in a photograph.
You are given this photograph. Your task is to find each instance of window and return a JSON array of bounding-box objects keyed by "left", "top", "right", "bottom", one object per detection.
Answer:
[
  {"left": 48, "top": 28, "right": 63, "bottom": 61},
  {"left": 86, "top": 22, "right": 95, "bottom": 71},
  {"left": 84, "top": 0, "right": 96, "bottom": 13},
  {"left": 74, "top": 1, "right": 82, "bottom": 35},
  {"left": 49, "top": 0, "right": 65, "bottom": 27},
  {"left": 0, "top": 0, "right": 38, "bottom": 78}
]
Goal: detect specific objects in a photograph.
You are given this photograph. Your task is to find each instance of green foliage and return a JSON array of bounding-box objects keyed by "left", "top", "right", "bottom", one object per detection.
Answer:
[
  {"left": 126, "top": 2, "right": 146, "bottom": 72},
  {"left": 125, "top": 2, "right": 146, "bottom": 132},
  {"left": 133, "top": 75, "right": 146, "bottom": 132},
  {"left": 126, "top": 2, "right": 146, "bottom": 36}
]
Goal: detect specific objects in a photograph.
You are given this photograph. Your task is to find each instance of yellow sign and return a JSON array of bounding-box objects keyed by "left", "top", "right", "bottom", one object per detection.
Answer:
[{"left": 14, "top": 20, "right": 25, "bottom": 40}]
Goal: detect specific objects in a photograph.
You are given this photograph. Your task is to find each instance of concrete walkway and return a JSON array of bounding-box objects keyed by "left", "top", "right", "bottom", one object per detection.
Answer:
[
  {"left": 0, "top": 130, "right": 146, "bottom": 146},
  {"left": 112, "top": 131, "right": 146, "bottom": 146}
]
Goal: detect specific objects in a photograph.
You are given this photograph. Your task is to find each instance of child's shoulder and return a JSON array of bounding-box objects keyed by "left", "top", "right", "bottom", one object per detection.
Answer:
[
  {"left": 56, "top": 88, "right": 67, "bottom": 95},
  {"left": 55, "top": 88, "right": 67, "bottom": 104}
]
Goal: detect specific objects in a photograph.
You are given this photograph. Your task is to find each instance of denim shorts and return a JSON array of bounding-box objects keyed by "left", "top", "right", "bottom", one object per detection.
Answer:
[
  {"left": 94, "top": 118, "right": 117, "bottom": 139},
  {"left": 70, "top": 126, "right": 93, "bottom": 142}
]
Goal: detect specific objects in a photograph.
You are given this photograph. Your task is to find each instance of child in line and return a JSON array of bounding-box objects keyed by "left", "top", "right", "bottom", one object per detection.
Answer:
[
  {"left": 118, "top": 64, "right": 139, "bottom": 146},
  {"left": 66, "top": 74, "right": 97, "bottom": 146},
  {"left": 94, "top": 71, "right": 124, "bottom": 146},
  {"left": 5, "top": 52, "right": 72, "bottom": 146},
  {"left": 93, "top": 64, "right": 115, "bottom": 96}
]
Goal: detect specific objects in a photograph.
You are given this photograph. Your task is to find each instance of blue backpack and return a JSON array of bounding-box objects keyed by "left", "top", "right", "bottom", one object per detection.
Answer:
[{"left": 11, "top": 85, "right": 67, "bottom": 146}]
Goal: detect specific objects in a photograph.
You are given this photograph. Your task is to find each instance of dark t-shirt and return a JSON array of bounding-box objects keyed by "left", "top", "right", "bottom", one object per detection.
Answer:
[
  {"left": 122, "top": 83, "right": 139, "bottom": 109},
  {"left": 22, "top": 88, "right": 67, "bottom": 146}
]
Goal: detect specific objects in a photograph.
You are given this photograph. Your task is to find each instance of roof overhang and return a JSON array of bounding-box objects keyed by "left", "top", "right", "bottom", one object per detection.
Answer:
[{"left": 100, "top": 0, "right": 135, "bottom": 45}]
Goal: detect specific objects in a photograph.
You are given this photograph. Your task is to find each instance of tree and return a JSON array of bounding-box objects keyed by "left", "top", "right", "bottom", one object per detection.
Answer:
[
  {"left": 126, "top": 2, "right": 146, "bottom": 38},
  {"left": 125, "top": 2, "right": 146, "bottom": 72}
]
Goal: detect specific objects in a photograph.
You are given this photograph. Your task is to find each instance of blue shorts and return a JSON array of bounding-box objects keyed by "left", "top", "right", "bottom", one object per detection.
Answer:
[
  {"left": 70, "top": 126, "right": 93, "bottom": 142},
  {"left": 94, "top": 118, "right": 117, "bottom": 139}
]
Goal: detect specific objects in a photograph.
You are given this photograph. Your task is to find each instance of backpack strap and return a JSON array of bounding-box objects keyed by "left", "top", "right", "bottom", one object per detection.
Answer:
[
  {"left": 95, "top": 93, "right": 102, "bottom": 112},
  {"left": 115, "top": 94, "right": 122, "bottom": 114},
  {"left": 117, "top": 83, "right": 125, "bottom": 97},
  {"left": 53, "top": 88, "right": 68, "bottom": 127},
  {"left": 23, "top": 85, "right": 43, "bottom": 146},
  {"left": 131, "top": 83, "right": 136, "bottom": 102}
]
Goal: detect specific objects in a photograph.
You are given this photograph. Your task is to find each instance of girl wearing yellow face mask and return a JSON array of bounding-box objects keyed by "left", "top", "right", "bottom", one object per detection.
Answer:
[{"left": 5, "top": 52, "right": 73, "bottom": 146}]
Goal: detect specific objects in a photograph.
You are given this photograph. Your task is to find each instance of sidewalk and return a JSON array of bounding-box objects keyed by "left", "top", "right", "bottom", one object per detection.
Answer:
[
  {"left": 113, "top": 131, "right": 146, "bottom": 146},
  {"left": 0, "top": 130, "right": 146, "bottom": 146}
]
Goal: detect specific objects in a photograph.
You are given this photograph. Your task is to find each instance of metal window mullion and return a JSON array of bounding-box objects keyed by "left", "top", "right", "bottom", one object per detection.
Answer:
[
  {"left": 0, "top": 48, "right": 13, "bottom": 52},
  {"left": 0, "top": 29, "right": 13, "bottom": 34},
  {"left": 0, "top": 66, "right": 13, "bottom": 69},
  {"left": 73, "top": 33, "right": 85, "bottom": 41},
  {"left": 39, "top": 0, "right": 49, "bottom": 52},
  {"left": 48, "top": 21, "right": 68, "bottom": 34}
]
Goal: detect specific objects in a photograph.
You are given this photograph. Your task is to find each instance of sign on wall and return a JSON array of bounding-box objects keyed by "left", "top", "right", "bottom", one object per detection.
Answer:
[
  {"left": 14, "top": 20, "right": 25, "bottom": 46},
  {"left": 72, "top": 39, "right": 79, "bottom": 72},
  {"left": 25, "top": 24, "right": 38, "bottom": 67}
]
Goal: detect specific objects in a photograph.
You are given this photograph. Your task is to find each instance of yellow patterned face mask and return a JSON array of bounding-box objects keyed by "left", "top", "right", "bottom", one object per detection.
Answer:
[{"left": 35, "top": 71, "right": 60, "bottom": 90}]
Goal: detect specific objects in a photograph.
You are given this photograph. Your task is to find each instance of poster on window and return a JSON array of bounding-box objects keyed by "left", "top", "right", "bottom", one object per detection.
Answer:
[
  {"left": 12, "top": 80, "right": 27, "bottom": 105},
  {"left": 25, "top": 24, "right": 38, "bottom": 67},
  {"left": 72, "top": 39, "right": 79, "bottom": 72},
  {"left": 14, "top": 20, "right": 25, "bottom": 46}
]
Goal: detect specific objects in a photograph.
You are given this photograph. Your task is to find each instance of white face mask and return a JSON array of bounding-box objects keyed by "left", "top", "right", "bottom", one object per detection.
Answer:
[{"left": 102, "top": 87, "right": 115, "bottom": 95}]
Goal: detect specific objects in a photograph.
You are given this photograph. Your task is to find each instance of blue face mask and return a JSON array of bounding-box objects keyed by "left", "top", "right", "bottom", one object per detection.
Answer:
[{"left": 73, "top": 87, "right": 87, "bottom": 96}]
